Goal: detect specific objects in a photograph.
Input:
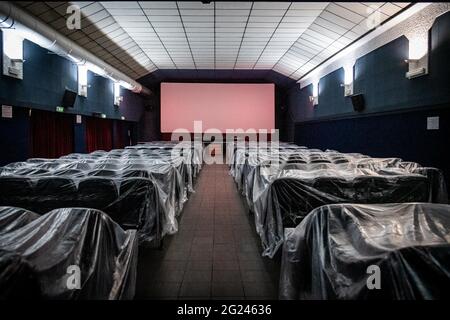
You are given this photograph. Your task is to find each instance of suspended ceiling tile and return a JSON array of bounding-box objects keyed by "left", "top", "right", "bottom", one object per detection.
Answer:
[{"left": 14, "top": 1, "right": 410, "bottom": 81}]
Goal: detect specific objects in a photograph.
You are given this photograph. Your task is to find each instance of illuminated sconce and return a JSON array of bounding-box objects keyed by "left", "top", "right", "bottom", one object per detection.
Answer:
[
  {"left": 405, "top": 35, "right": 428, "bottom": 79},
  {"left": 78, "top": 65, "right": 88, "bottom": 97},
  {"left": 309, "top": 81, "right": 319, "bottom": 106},
  {"left": 2, "top": 30, "right": 24, "bottom": 79},
  {"left": 114, "top": 82, "right": 123, "bottom": 106},
  {"left": 342, "top": 64, "right": 354, "bottom": 96}
]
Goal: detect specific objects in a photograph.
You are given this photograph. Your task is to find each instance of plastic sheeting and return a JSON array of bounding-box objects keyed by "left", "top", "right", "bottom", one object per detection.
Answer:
[
  {"left": 0, "top": 143, "right": 202, "bottom": 242},
  {"left": 280, "top": 203, "right": 450, "bottom": 299},
  {"left": 0, "top": 174, "right": 162, "bottom": 244},
  {"left": 228, "top": 146, "right": 448, "bottom": 258},
  {"left": 0, "top": 206, "right": 39, "bottom": 234},
  {"left": 0, "top": 207, "right": 138, "bottom": 299}
]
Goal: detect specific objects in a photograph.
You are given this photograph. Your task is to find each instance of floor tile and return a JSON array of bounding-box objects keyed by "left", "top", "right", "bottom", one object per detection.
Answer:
[
  {"left": 134, "top": 164, "right": 280, "bottom": 300},
  {"left": 179, "top": 281, "right": 211, "bottom": 298}
]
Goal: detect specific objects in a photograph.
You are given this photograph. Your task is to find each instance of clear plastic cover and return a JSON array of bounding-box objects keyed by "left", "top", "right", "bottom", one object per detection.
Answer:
[
  {"left": 0, "top": 207, "right": 138, "bottom": 299},
  {"left": 280, "top": 203, "right": 450, "bottom": 299},
  {"left": 228, "top": 144, "right": 448, "bottom": 258},
  {"left": 0, "top": 143, "right": 202, "bottom": 243}
]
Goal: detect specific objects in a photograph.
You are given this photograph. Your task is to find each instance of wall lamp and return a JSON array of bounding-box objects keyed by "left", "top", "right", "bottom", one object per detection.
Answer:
[
  {"left": 309, "top": 81, "right": 319, "bottom": 106},
  {"left": 77, "top": 65, "right": 88, "bottom": 97},
  {"left": 405, "top": 35, "right": 428, "bottom": 79},
  {"left": 341, "top": 64, "right": 354, "bottom": 96},
  {"left": 114, "top": 82, "right": 123, "bottom": 106},
  {"left": 2, "top": 30, "right": 24, "bottom": 79}
]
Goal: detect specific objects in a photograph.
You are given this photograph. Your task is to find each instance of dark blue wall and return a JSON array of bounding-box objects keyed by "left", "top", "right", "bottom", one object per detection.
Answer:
[
  {"left": 294, "top": 105, "right": 450, "bottom": 184},
  {"left": 0, "top": 107, "right": 30, "bottom": 165},
  {"left": 287, "top": 12, "right": 450, "bottom": 125},
  {"left": 0, "top": 32, "right": 145, "bottom": 121},
  {"left": 0, "top": 31, "right": 146, "bottom": 164},
  {"left": 288, "top": 11, "right": 450, "bottom": 184}
]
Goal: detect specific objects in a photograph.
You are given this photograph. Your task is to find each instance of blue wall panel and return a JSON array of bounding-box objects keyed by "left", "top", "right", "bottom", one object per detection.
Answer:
[
  {"left": 0, "top": 107, "right": 30, "bottom": 166},
  {"left": 0, "top": 31, "right": 147, "bottom": 164},
  {"left": 74, "top": 117, "right": 86, "bottom": 154},
  {"left": 0, "top": 32, "right": 145, "bottom": 122},
  {"left": 294, "top": 105, "right": 450, "bottom": 185},
  {"left": 287, "top": 12, "right": 450, "bottom": 126}
]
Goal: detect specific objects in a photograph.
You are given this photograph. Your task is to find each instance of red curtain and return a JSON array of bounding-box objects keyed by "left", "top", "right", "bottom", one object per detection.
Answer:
[
  {"left": 85, "top": 117, "right": 113, "bottom": 153},
  {"left": 31, "top": 109, "right": 74, "bottom": 158}
]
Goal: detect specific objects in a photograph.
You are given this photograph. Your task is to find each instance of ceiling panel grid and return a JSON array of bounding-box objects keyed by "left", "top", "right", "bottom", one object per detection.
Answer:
[{"left": 15, "top": 1, "right": 410, "bottom": 81}]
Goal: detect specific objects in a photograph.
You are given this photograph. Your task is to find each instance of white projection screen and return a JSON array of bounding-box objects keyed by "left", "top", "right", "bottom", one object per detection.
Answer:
[{"left": 160, "top": 83, "right": 275, "bottom": 133}]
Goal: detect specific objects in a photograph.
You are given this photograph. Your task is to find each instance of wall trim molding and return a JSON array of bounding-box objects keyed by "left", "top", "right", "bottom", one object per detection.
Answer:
[{"left": 294, "top": 102, "right": 450, "bottom": 126}]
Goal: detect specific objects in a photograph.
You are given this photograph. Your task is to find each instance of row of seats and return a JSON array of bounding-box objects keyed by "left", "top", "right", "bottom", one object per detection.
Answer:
[
  {"left": 279, "top": 202, "right": 450, "bottom": 299},
  {"left": 271, "top": 175, "right": 429, "bottom": 227},
  {"left": 0, "top": 206, "right": 138, "bottom": 299},
  {"left": 0, "top": 142, "right": 203, "bottom": 240},
  {"left": 228, "top": 143, "right": 448, "bottom": 258},
  {"left": 0, "top": 176, "right": 159, "bottom": 233},
  {"left": 7, "top": 168, "right": 151, "bottom": 178}
]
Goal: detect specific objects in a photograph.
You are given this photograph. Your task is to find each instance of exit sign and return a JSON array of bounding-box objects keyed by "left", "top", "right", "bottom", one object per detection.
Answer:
[{"left": 56, "top": 106, "right": 65, "bottom": 113}]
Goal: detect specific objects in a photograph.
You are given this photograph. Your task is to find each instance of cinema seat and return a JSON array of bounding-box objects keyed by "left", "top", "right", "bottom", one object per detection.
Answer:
[
  {"left": 0, "top": 177, "right": 34, "bottom": 209},
  {"left": 121, "top": 170, "right": 150, "bottom": 179},
  {"left": 87, "top": 169, "right": 118, "bottom": 177},
  {"left": 62, "top": 163, "right": 93, "bottom": 171},
  {"left": 0, "top": 206, "right": 40, "bottom": 233},
  {"left": 0, "top": 250, "right": 42, "bottom": 299},
  {"left": 412, "top": 167, "right": 448, "bottom": 203},
  {"left": 51, "top": 169, "right": 84, "bottom": 177},
  {"left": 33, "top": 177, "right": 77, "bottom": 213},
  {"left": 13, "top": 168, "right": 50, "bottom": 176},
  {"left": 312, "top": 177, "right": 349, "bottom": 201},
  {"left": 93, "top": 163, "right": 120, "bottom": 170},
  {"left": 388, "top": 175, "right": 429, "bottom": 203},
  {"left": 77, "top": 178, "right": 119, "bottom": 213},
  {"left": 118, "top": 178, "right": 153, "bottom": 229},
  {"left": 353, "top": 176, "right": 387, "bottom": 202}
]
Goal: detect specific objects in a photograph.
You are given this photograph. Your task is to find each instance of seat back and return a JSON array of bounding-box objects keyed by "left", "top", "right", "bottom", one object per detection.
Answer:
[
  {"left": 77, "top": 178, "right": 119, "bottom": 213},
  {"left": 412, "top": 167, "right": 448, "bottom": 204},
  {"left": 121, "top": 170, "right": 150, "bottom": 179},
  {"left": 0, "top": 177, "right": 34, "bottom": 208},
  {"left": 13, "top": 168, "right": 50, "bottom": 176},
  {"left": 51, "top": 169, "right": 84, "bottom": 177},
  {"left": 118, "top": 178, "right": 155, "bottom": 229},
  {"left": 87, "top": 169, "right": 118, "bottom": 177},
  {"left": 313, "top": 177, "right": 350, "bottom": 201},
  {"left": 33, "top": 177, "right": 77, "bottom": 213}
]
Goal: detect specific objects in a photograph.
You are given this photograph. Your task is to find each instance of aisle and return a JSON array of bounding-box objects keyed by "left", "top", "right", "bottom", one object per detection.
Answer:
[{"left": 135, "top": 164, "right": 279, "bottom": 299}]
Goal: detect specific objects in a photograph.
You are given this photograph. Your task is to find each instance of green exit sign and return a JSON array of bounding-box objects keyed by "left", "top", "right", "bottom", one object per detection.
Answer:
[{"left": 56, "top": 106, "right": 65, "bottom": 113}]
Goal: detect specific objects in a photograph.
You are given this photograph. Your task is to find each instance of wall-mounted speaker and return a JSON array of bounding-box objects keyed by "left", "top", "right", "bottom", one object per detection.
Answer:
[{"left": 350, "top": 94, "right": 365, "bottom": 112}]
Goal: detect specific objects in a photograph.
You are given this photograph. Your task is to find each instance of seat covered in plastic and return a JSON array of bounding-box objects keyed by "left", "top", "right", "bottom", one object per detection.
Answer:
[
  {"left": 33, "top": 177, "right": 77, "bottom": 213},
  {"left": 77, "top": 178, "right": 119, "bottom": 213}
]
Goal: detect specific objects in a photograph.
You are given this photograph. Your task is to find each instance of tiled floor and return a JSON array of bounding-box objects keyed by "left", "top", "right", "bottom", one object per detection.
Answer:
[{"left": 135, "top": 164, "right": 280, "bottom": 300}]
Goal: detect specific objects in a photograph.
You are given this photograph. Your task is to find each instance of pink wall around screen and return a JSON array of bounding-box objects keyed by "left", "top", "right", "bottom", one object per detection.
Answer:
[{"left": 160, "top": 83, "right": 275, "bottom": 132}]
